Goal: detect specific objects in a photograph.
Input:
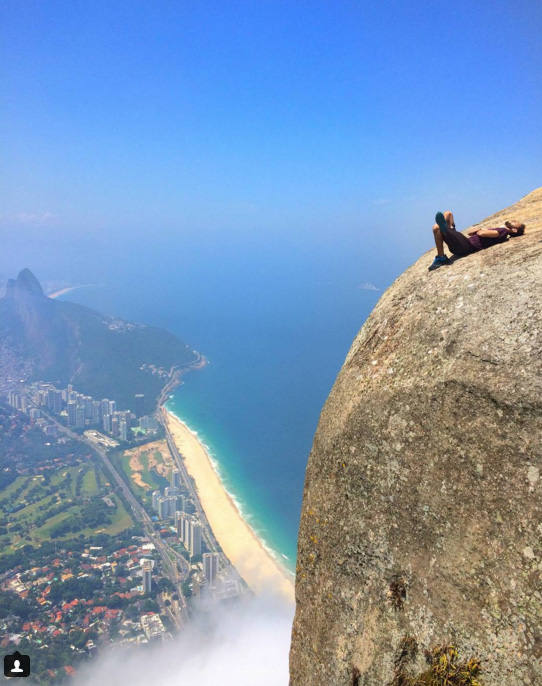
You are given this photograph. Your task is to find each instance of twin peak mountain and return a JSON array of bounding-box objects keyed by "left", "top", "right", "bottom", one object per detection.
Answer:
[{"left": 0, "top": 269, "right": 194, "bottom": 415}]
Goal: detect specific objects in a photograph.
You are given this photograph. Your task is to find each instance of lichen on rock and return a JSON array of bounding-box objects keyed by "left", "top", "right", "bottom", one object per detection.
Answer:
[{"left": 289, "top": 188, "right": 542, "bottom": 685}]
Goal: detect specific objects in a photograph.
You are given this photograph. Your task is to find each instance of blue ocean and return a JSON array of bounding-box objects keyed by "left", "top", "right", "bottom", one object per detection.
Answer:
[{"left": 59, "top": 237, "right": 398, "bottom": 573}]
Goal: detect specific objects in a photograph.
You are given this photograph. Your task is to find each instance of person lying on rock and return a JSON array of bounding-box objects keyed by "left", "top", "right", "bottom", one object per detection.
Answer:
[{"left": 428, "top": 211, "right": 525, "bottom": 271}]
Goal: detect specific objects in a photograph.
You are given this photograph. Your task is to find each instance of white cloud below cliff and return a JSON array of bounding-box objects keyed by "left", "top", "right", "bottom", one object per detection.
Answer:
[{"left": 73, "top": 594, "right": 294, "bottom": 686}]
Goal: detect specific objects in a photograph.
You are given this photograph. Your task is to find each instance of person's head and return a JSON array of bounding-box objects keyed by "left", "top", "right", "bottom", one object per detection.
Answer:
[{"left": 505, "top": 220, "right": 525, "bottom": 236}]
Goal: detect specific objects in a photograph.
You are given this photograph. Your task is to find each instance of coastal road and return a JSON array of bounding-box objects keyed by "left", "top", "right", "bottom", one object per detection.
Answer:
[
  {"left": 163, "top": 429, "right": 219, "bottom": 554},
  {"left": 156, "top": 359, "right": 234, "bottom": 568},
  {"left": 157, "top": 353, "right": 206, "bottom": 408},
  {"left": 156, "top": 359, "right": 228, "bottom": 571}
]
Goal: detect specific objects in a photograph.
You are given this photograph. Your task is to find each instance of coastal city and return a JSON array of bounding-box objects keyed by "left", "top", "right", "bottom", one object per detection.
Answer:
[
  {"left": 6, "top": 380, "right": 160, "bottom": 443},
  {"left": 0, "top": 268, "right": 293, "bottom": 683},
  {"left": 0, "top": 370, "right": 246, "bottom": 683}
]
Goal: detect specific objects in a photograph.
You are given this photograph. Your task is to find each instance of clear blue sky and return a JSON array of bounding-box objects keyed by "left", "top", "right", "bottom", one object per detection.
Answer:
[{"left": 1, "top": 0, "right": 541, "bottom": 272}]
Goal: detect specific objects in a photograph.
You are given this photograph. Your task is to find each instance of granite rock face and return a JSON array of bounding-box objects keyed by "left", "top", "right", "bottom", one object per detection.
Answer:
[{"left": 289, "top": 188, "right": 542, "bottom": 685}]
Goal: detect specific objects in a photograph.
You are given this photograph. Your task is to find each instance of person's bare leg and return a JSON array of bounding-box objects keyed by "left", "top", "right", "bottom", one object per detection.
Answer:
[
  {"left": 432, "top": 223, "right": 445, "bottom": 257},
  {"left": 444, "top": 210, "right": 455, "bottom": 229}
]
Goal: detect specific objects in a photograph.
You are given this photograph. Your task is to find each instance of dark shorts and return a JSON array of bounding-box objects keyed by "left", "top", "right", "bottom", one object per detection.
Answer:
[{"left": 442, "top": 227, "right": 477, "bottom": 257}]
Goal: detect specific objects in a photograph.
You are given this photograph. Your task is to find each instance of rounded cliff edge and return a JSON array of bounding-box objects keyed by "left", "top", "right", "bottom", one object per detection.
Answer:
[{"left": 289, "top": 187, "right": 542, "bottom": 686}]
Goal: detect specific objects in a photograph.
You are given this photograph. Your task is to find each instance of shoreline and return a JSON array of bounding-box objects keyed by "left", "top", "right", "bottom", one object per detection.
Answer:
[
  {"left": 47, "top": 284, "right": 94, "bottom": 299},
  {"left": 164, "top": 408, "right": 295, "bottom": 605},
  {"left": 48, "top": 286, "right": 78, "bottom": 299},
  {"left": 188, "top": 425, "right": 295, "bottom": 575}
]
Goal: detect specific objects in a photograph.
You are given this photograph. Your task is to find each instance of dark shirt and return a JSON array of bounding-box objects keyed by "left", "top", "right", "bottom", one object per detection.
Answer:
[{"left": 468, "top": 226, "right": 510, "bottom": 251}]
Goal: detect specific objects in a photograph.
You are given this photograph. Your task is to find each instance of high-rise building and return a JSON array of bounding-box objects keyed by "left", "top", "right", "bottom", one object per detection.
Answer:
[
  {"left": 101, "top": 399, "right": 110, "bottom": 418},
  {"left": 108, "top": 400, "right": 117, "bottom": 414},
  {"left": 157, "top": 497, "right": 169, "bottom": 520},
  {"left": 102, "top": 413, "right": 111, "bottom": 433},
  {"left": 91, "top": 401, "right": 101, "bottom": 425},
  {"left": 176, "top": 511, "right": 187, "bottom": 539},
  {"left": 164, "top": 494, "right": 182, "bottom": 517},
  {"left": 170, "top": 469, "right": 181, "bottom": 489},
  {"left": 47, "top": 389, "right": 56, "bottom": 411},
  {"left": 119, "top": 418, "right": 128, "bottom": 441},
  {"left": 141, "top": 559, "right": 153, "bottom": 594},
  {"left": 151, "top": 490, "right": 161, "bottom": 511},
  {"left": 67, "top": 401, "right": 77, "bottom": 427},
  {"left": 83, "top": 396, "right": 94, "bottom": 420},
  {"left": 203, "top": 552, "right": 219, "bottom": 586},
  {"left": 111, "top": 415, "right": 119, "bottom": 436},
  {"left": 182, "top": 516, "right": 191, "bottom": 546},
  {"left": 46, "top": 389, "right": 63, "bottom": 413},
  {"left": 75, "top": 406, "right": 85, "bottom": 428},
  {"left": 55, "top": 390, "right": 63, "bottom": 412},
  {"left": 188, "top": 520, "right": 202, "bottom": 557},
  {"left": 165, "top": 496, "right": 177, "bottom": 517}
]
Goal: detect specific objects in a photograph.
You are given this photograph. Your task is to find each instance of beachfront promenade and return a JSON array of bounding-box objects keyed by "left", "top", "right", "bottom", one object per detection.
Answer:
[
  {"left": 158, "top": 357, "right": 239, "bottom": 576},
  {"left": 157, "top": 357, "right": 295, "bottom": 603},
  {"left": 157, "top": 359, "right": 229, "bottom": 562},
  {"left": 164, "top": 424, "right": 224, "bottom": 558}
]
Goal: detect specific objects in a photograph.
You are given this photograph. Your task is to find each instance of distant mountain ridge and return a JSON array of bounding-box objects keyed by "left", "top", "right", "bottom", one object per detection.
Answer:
[{"left": 0, "top": 269, "right": 196, "bottom": 414}]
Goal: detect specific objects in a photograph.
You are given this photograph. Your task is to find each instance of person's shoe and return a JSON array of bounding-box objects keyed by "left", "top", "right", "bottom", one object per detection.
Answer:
[
  {"left": 428, "top": 254, "right": 451, "bottom": 271},
  {"left": 435, "top": 211, "right": 449, "bottom": 236}
]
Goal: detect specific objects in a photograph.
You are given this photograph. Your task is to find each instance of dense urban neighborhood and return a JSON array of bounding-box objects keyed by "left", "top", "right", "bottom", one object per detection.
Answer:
[{"left": 0, "top": 372, "right": 245, "bottom": 683}]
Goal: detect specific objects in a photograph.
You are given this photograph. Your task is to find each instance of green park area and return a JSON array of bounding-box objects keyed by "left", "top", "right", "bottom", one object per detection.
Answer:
[
  {"left": 0, "top": 463, "right": 133, "bottom": 556},
  {"left": 104, "top": 494, "right": 133, "bottom": 534}
]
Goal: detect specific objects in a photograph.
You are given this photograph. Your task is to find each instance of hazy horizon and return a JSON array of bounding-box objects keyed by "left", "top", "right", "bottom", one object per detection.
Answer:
[{"left": 2, "top": 1, "right": 541, "bottom": 284}]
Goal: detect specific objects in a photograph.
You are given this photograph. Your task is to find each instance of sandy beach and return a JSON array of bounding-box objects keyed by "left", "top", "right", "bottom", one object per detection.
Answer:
[
  {"left": 165, "top": 410, "right": 295, "bottom": 604},
  {"left": 48, "top": 286, "right": 77, "bottom": 299},
  {"left": 48, "top": 284, "right": 95, "bottom": 299}
]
